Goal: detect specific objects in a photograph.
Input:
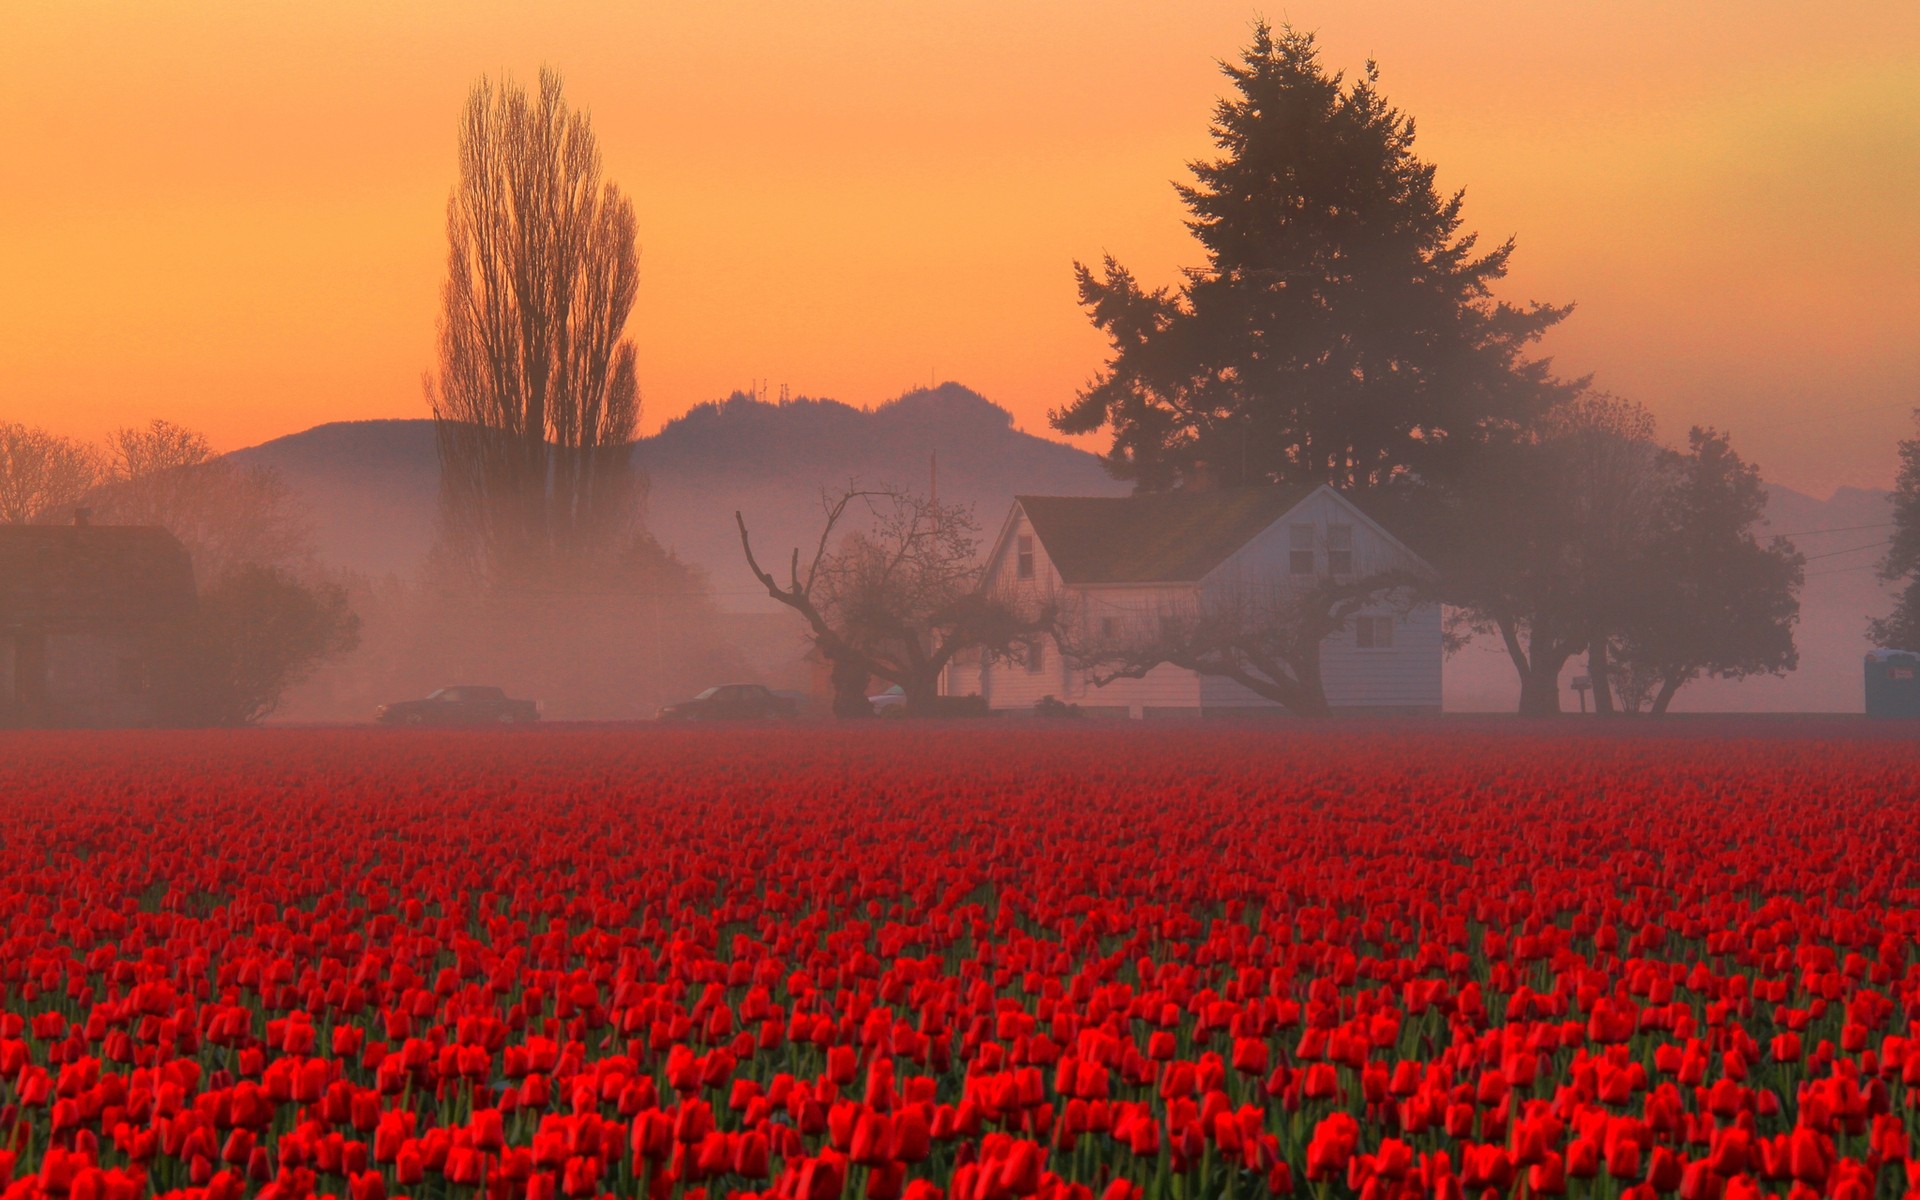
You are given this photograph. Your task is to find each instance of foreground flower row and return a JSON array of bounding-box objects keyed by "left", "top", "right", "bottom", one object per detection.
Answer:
[{"left": 0, "top": 724, "right": 1916, "bottom": 1200}]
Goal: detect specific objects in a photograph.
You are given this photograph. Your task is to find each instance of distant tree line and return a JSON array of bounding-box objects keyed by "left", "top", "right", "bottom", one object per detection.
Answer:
[{"left": 0, "top": 419, "right": 359, "bottom": 723}]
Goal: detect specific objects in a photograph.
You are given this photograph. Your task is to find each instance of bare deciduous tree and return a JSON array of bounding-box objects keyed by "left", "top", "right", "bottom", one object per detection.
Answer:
[
  {"left": 427, "top": 68, "right": 644, "bottom": 589},
  {"left": 738, "top": 486, "right": 1052, "bottom": 716},
  {"left": 1059, "top": 572, "right": 1426, "bottom": 716},
  {"left": 0, "top": 423, "right": 102, "bottom": 524},
  {"left": 89, "top": 420, "right": 314, "bottom": 584}
]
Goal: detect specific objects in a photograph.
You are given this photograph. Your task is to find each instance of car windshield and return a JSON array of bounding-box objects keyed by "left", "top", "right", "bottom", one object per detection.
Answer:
[
  {"left": 693, "top": 687, "right": 719, "bottom": 700},
  {"left": 427, "top": 689, "right": 450, "bottom": 701},
  {"left": 881, "top": 685, "right": 904, "bottom": 696}
]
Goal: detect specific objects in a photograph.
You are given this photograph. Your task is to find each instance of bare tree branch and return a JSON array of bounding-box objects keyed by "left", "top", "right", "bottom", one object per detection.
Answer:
[
  {"left": 0, "top": 423, "right": 102, "bottom": 525},
  {"left": 740, "top": 485, "right": 1054, "bottom": 716},
  {"left": 1061, "top": 569, "right": 1427, "bottom": 716}
]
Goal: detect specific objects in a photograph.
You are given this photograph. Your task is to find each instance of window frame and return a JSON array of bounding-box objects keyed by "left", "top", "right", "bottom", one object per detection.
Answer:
[
  {"left": 1354, "top": 615, "right": 1394, "bottom": 649},
  {"left": 1326, "top": 524, "right": 1354, "bottom": 576},
  {"left": 1288, "top": 523, "right": 1316, "bottom": 575},
  {"left": 1016, "top": 534, "right": 1035, "bottom": 581}
]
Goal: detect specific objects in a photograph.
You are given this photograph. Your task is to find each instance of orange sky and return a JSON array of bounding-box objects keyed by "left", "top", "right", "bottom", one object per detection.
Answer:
[{"left": 3, "top": 1, "right": 1916, "bottom": 496}]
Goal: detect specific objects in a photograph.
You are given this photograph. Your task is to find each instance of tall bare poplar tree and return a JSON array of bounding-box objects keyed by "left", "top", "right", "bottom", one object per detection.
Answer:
[{"left": 428, "top": 68, "right": 644, "bottom": 589}]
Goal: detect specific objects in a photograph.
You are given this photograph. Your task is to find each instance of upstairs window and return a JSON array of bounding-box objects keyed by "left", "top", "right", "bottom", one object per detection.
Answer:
[
  {"left": 1289, "top": 524, "right": 1316, "bottom": 574},
  {"left": 1327, "top": 524, "right": 1353, "bottom": 575},
  {"left": 1017, "top": 534, "right": 1035, "bottom": 580},
  {"left": 1355, "top": 616, "right": 1394, "bottom": 649},
  {"left": 1099, "top": 616, "right": 1117, "bottom": 640},
  {"left": 1026, "top": 638, "right": 1046, "bottom": 674}
]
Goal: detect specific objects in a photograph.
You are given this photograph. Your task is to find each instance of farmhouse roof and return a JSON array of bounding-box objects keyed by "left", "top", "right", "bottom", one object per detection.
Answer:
[
  {"left": 1014, "top": 486, "right": 1318, "bottom": 584},
  {"left": 0, "top": 525, "right": 196, "bottom": 629}
]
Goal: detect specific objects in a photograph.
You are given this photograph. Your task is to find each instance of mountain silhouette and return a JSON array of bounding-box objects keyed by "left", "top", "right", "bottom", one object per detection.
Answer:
[{"left": 226, "top": 383, "right": 1126, "bottom": 603}]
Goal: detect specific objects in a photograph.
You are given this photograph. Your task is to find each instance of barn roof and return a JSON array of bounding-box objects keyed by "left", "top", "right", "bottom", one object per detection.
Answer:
[
  {"left": 1014, "top": 486, "right": 1317, "bottom": 584},
  {"left": 0, "top": 525, "right": 196, "bottom": 629}
]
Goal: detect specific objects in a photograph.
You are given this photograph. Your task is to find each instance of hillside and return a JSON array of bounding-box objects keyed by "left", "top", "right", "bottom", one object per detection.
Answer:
[{"left": 226, "top": 384, "right": 1127, "bottom": 597}]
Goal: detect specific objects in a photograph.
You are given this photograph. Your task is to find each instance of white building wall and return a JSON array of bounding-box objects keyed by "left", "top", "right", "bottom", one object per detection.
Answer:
[
  {"left": 971, "top": 507, "right": 1069, "bottom": 712},
  {"left": 1056, "top": 585, "right": 1203, "bottom": 715},
  {"left": 1201, "top": 487, "right": 1442, "bottom": 713},
  {"left": 1319, "top": 601, "right": 1443, "bottom": 710},
  {"left": 1214, "top": 487, "right": 1426, "bottom": 586},
  {"left": 974, "top": 509, "right": 1209, "bottom": 716},
  {"left": 977, "top": 489, "right": 1443, "bottom": 716}
]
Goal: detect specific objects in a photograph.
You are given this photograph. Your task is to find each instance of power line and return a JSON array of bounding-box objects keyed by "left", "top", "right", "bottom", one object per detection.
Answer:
[
  {"left": 1803, "top": 562, "right": 1889, "bottom": 580},
  {"left": 1800, "top": 538, "right": 1893, "bottom": 563},
  {"left": 1769, "top": 521, "right": 1894, "bottom": 538}
]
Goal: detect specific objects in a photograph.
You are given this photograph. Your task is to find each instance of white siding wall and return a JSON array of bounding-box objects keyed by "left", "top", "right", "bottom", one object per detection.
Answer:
[
  {"left": 1202, "top": 488, "right": 1442, "bottom": 713},
  {"left": 972, "top": 507, "right": 1070, "bottom": 712},
  {"left": 974, "top": 508, "right": 1206, "bottom": 715},
  {"left": 1060, "top": 586, "right": 1203, "bottom": 715},
  {"left": 1213, "top": 488, "right": 1425, "bottom": 586},
  {"left": 1320, "top": 601, "right": 1443, "bottom": 710}
]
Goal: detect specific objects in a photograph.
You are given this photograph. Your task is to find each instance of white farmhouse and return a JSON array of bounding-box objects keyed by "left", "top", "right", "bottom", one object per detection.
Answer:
[{"left": 954, "top": 485, "right": 1442, "bottom": 717}]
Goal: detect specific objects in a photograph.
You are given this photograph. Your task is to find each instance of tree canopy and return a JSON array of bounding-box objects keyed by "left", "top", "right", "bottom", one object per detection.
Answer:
[
  {"left": 1052, "top": 22, "right": 1577, "bottom": 492},
  {"left": 1608, "top": 429, "right": 1803, "bottom": 713},
  {"left": 1872, "top": 413, "right": 1920, "bottom": 651},
  {"left": 1444, "top": 402, "right": 1801, "bottom": 714}
]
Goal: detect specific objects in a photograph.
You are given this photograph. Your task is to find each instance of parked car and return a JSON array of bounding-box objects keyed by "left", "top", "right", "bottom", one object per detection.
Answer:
[
  {"left": 868, "top": 684, "right": 908, "bottom": 717},
  {"left": 657, "top": 684, "right": 798, "bottom": 721},
  {"left": 771, "top": 690, "right": 824, "bottom": 720},
  {"left": 375, "top": 686, "right": 540, "bottom": 726}
]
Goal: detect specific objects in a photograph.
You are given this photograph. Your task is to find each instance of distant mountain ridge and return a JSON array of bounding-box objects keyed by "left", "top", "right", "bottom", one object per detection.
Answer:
[
  {"left": 226, "top": 383, "right": 1127, "bottom": 597},
  {"left": 229, "top": 389, "right": 1894, "bottom": 713}
]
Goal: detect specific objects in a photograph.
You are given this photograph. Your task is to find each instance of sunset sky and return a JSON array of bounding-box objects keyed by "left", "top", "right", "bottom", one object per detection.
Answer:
[{"left": 3, "top": 1, "right": 1916, "bottom": 496}]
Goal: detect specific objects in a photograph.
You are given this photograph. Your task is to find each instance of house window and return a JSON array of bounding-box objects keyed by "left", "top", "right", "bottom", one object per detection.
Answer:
[
  {"left": 1289, "top": 524, "right": 1316, "bottom": 575},
  {"left": 1026, "top": 638, "right": 1046, "bottom": 674},
  {"left": 1099, "top": 616, "right": 1117, "bottom": 640},
  {"left": 1017, "top": 534, "right": 1035, "bottom": 580},
  {"left": 1327, "top": 524, "right": 1353, "bottom": 576},
  {"left": 1355, "top": 616, "right": 1394, "bottom": 649}
]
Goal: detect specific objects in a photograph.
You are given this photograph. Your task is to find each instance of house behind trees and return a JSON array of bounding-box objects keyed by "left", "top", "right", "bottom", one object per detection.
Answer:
[
  {"left": 0, "top": 518, "right": 195, "bottom": 728},
  {"left": 960, "top": 486, "right": 1441, "bottom": 716}
]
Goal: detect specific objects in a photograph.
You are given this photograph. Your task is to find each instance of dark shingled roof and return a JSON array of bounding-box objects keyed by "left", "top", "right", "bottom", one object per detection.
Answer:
[
  {"left": 0, "top": 525, "right": 196, "bottom": 629},
  {"left": 1015, "top": 486, "right": 1317, "bottom": 584}
]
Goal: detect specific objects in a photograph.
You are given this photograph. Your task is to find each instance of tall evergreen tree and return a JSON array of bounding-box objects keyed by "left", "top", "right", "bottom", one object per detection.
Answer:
[{"left": 1053, "top": 22, "right": 1578, "bottom": 491}]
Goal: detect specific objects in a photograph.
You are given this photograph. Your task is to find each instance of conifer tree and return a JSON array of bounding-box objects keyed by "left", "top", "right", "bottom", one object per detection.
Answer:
[{"left": 1053, "top": 22, "right": 1578, "bottom": 492}]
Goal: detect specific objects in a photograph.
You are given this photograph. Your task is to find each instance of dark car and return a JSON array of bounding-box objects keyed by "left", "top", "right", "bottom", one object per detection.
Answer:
[
  {"left": 375, "top": 686, "right": 540, "bottom": 726},
  {"left": 657, "top": 684, "right": 798, "bottom": 721}
]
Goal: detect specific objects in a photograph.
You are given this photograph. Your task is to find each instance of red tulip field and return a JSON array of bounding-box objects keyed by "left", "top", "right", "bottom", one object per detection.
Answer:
[{"left": 2, "top": 724, "right": 1918, "bottom": 1200}]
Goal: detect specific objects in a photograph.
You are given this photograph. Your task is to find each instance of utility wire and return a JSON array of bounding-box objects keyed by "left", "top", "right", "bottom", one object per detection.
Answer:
[
  {"left": 1768, "top": 521, "right": 1894, "bottom": 538},
  {"left": 1799, "top": 539, "right": 1894, "bottom": 563},
  {"left": 1803, "top": 562, "right": 1889, "bottom": 580}
]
